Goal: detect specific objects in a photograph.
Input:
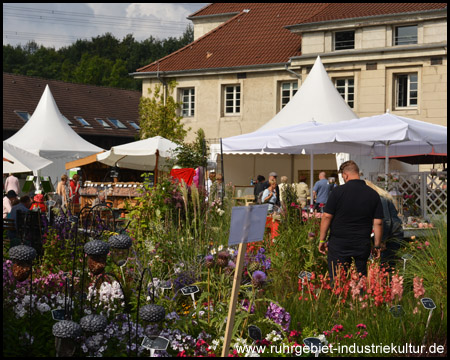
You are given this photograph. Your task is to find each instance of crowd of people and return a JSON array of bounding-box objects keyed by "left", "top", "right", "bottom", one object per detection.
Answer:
[
  {"left": 4, "top": 163, "right": 406, "bottom": 276},
  {"left": 3, "top": 172, "right": 82, "bottom": 229},
  {"left": 250, "top": 162, "right": 404, "bottom": 277}
]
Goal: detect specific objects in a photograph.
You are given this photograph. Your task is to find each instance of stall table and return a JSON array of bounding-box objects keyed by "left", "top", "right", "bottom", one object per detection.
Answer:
[{"left": 80, "top": 181, "right": 143, "bottom": 210}]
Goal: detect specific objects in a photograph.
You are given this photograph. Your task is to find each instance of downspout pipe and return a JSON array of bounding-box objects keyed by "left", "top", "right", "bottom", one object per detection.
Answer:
[
  {"left": 285, "top": 64, "right": 301, "bottom": 79},
  {"left": 156, "top": 62, "right": 167, "bottom": 105}
]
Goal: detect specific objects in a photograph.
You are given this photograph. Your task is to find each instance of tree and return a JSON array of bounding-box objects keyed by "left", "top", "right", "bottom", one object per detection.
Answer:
[
  {"left": 138, "top": 80, "right": 190, "bottom": 143},
  {"left": 174, "top": 128, "right": 208, "bottom": 168}
]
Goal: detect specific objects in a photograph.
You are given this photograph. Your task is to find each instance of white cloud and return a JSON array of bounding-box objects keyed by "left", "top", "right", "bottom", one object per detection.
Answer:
[{"left": 125, "top": 3, "right": 191, "bottom": 23}]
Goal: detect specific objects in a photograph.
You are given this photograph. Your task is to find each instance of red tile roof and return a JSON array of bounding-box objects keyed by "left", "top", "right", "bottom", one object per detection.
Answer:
[
  {"left": 137, "top": 3, "right": 446, "bottom": 73},
  {"left": 299, "top": 3, "right": 447, "bottom": 24},
  {"left": 3, "top": 73, "right": 141, "bottom": 139}
]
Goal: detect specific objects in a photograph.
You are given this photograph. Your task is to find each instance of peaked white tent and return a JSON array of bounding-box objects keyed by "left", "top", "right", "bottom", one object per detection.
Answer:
[
  {"left": 4, "top": 85, "right": 103, "bottom": 186},
  {"left": 258, "top": 56, "right": 357, "bottom": 131},
  {"left": 220, "top": 56, "right": 360, "bottom": 189}
]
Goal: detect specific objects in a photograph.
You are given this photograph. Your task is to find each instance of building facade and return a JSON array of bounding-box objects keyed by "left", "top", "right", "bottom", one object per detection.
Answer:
[{"left": 132, "top": 4, "right": 447, "bottom": 184}]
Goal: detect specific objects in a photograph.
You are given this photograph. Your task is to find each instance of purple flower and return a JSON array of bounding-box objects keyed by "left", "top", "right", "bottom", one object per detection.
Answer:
[
  {"left": 241, "top": 299, "right": 255, "bottom": 313},
  {"left": 265, "top": 302, "right": 291, "bottom": 332},
  {"left": 251, "top": 270, "right": 267, "bottom": 287}
]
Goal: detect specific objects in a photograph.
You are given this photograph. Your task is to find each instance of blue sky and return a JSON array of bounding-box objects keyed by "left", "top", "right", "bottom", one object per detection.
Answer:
[{"left": 3, "top": 3, "right": 209, "bottom": 49}]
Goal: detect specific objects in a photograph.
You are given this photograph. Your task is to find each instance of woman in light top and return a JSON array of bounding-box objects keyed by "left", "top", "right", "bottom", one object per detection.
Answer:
[
  {"left": 296, "top": 175, "right": 309, "bottom": 208},
  {"left": 262, "top": 179, "right": 279, "bottom": 213}
]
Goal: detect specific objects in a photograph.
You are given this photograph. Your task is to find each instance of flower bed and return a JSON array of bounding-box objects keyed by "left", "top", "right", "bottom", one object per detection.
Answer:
[{"left": 3, "top": 177, "right": 447, "bottom": 357}]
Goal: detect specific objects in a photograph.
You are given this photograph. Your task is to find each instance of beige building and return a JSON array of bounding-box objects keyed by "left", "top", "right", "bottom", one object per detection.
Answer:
[{"left": 132, "top": 4, "right": 447, "bottom": 185}]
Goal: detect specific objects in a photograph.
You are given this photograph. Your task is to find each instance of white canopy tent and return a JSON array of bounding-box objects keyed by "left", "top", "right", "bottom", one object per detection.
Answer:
[
  {"left": 220, "top": 56, "right": 360, "bottom": 200},
  {"left": 4, "top": 85, "right": 103, "bottom": 187},
  {"left": 3, "top": 141, "right": 53, "bottom": 174},
  {"left": 258, "top": 56, "right": 357, "bottom": 130},
  {"left": 276, "top": 112, "right": 447, "bottom": 177},
  {"left": 96, "top": 136, "right": 179, "bottom": 182}
]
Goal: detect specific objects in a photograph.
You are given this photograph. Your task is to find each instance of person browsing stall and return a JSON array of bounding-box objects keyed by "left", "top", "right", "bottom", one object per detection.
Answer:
[
  {"left": 262, "top": 179, "right": 279, "bottom": 214},
  {"left": 313, "top": 171, "right": 330, "bottom": 211}
]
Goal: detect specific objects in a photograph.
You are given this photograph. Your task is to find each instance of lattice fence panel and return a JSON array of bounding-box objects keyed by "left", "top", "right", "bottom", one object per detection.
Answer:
[{"left": 369, "top": 171, "right": 447, "bottom": 220}]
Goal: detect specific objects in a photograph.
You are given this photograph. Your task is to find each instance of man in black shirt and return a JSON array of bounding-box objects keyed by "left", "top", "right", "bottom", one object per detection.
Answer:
[{"left": 318, "top": 161, "right": 383, "bottom": 282}]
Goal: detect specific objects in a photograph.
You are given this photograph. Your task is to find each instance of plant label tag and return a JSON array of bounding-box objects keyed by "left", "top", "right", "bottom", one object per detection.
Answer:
[
  {"left": 52, "top": 309, "right": 65, "bottom": 321},
  {"left": 390, "top": 305, "right": 404, "bottom": 318},
  {"left": 141, "top": 336, "right": 169, "bottom": 351},
  {"left": 160, "top": 281, "right": 172, "bottom": 290},
  {"left": 228, "top": 205, "right": 269, "bottom": 246},
  {"left": 298, "top": 271, "right": 312, "bottom": 280},
  {"left": 248, "top": 325, "right": 262, "bottom": 341},
  {"left": 421, "top": 298, "right": 436, "bottom": 310},
  {"left": 181, "top": 285, "right": 199, "bottom": 296},
  {"left": 401, "top": 254, "right": 413, "bottom": 260},
  {"left": 303, "top": 337, "right": 323, "bottom": 353}
]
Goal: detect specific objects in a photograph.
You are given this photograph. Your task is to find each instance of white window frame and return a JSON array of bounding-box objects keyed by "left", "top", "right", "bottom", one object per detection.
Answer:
[
  {"left": 223, "top": 84, "right": 241, "bottom": 116},
  {"left": 280, "top": 81, "right": 298, "bottom": 109},
  {"left": 334, "top": 77, "right": 354, "bottom": 109},
  {"left": 180, "top": 88, "right": 195, "bottom": 117},
  {"left": 395, "top": 73, "right": 418, "bottom": 109}
]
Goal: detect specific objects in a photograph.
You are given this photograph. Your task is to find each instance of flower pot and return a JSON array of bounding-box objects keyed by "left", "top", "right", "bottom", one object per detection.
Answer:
[
  {"left": 12, "top": 261, "right": 32, "bottom": 282},
  {"left": 84, "top": 240, "right": 110, "bottom": 275},
  {"left": 52, "top": 320, "right": 82, "bottom": 357},
  {"left": 108, "top": 234, "right": 132, "bottom": 267},
  {"left": 8, "top": 245, "right": 37, "bottom": 282},
  {"left": 87, "top": 254, "right": 107, "bottom": 275}
]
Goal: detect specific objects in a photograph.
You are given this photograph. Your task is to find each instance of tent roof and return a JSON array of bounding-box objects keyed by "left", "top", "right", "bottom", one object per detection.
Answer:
[
  {"left": 96, "top": 136, "right": 179, "bottom": 171},
  {"left": 4, "top": 85, "right": 103, "bottom": 158},
  {"left": 3, "top": 141, "right": 53, "bottom": 173},
  {"left": 257, "top": 56, "right": 357, "bottom": 131}
]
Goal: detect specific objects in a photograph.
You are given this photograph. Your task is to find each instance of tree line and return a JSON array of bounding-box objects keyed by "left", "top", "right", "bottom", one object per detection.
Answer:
[{"left": 3, "top": 27, "right": 193, "bottom": 90}]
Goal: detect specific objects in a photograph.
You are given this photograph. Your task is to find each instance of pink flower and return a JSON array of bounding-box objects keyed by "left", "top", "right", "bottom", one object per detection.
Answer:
[
  {"left": 413, "top": 307, "right": 419, "bottom": 314},
  {"left": 390, "top": 274, "right": 404, "bottom": 301},
  {"left": 413, "top": 277, "right": 425, "bottom": 299},
  {"left": 424, "top": 241, "right": 430, "bottom": 247},
  {"left": 356, "top": 324, "right": 367, "bottom": 329}
]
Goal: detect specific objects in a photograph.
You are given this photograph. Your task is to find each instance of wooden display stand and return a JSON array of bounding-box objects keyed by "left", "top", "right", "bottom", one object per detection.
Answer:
[{"left": 80, "top": 181, "right": 144, "bottom": 210}]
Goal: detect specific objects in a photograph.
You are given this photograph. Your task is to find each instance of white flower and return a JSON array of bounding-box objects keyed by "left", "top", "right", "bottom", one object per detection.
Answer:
[
  {"left": 317, "top": 334, "right": 328, "bottom": 346},
  {"left": 37, "top": 302, "right": 51, "bottom": 313},
  {"left": 211, "top": 248, "right": 217, "bottom": 255},
  {"left": 245, "top": 352, "right": 261, "bottom": 357},
  {"left": 218, "top": 245, "right": 224, "bottom": 251}
]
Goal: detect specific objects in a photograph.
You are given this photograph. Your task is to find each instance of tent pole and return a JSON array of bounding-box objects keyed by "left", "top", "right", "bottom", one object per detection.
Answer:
[
  {"left": 310, "top": 151, "right": 314, "bottom": 207},
  {"left": 154, "top": 150, "right": 159, "bottom": 186},
  {"left": 220, "top": 138, "right": 224, "bottom": 203},
  {"left": 385, "top": 143, "right": 389, "bottom": 190}
]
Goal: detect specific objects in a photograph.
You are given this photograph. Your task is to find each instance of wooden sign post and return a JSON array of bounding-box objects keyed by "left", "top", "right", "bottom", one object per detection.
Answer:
[{"left": 221, "top": 204, "right": 268, "bottom": 357}]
